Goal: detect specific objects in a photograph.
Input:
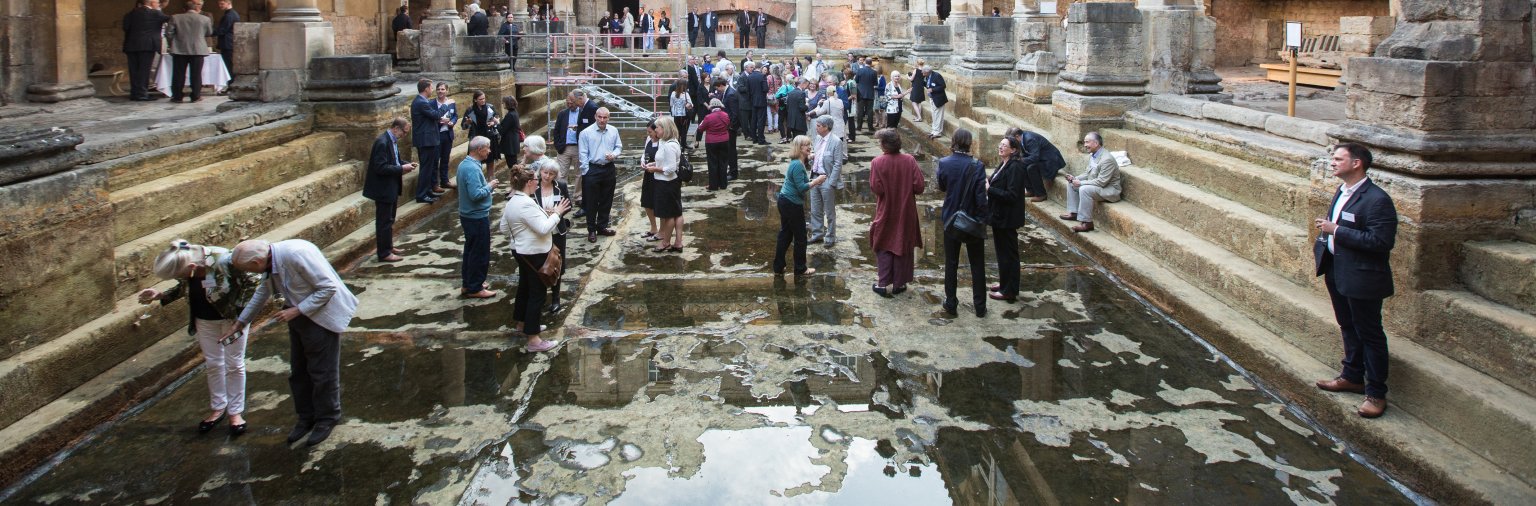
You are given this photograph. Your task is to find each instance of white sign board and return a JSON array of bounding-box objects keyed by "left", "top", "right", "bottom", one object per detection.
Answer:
[
  {"left": 1040, "top": 2, "right": 1058, "bottom": 14},
  {"left": 1285, "top": 21, "right": 1303, "bottom": 49}
]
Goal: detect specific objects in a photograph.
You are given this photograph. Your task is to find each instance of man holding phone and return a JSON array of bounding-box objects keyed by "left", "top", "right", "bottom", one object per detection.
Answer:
[{"left": 364, "top": 118, "right": 418, "bottom": 262}]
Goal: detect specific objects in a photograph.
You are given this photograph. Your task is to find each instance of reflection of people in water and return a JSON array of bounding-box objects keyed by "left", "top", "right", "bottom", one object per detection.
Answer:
[{"left": 788, "top": 379, "right": 811, "bottom": 415}]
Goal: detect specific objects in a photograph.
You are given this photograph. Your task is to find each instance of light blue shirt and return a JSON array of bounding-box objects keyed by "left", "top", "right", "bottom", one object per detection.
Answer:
[
  {"left": 564, "top": 108, "right": 580, "bottom": 145},
  {"left": 385, "top": 130, "right": 400, "bottom": 165},
  {"left": 578, "top": 125, "right": 622, "bottom": 175}
]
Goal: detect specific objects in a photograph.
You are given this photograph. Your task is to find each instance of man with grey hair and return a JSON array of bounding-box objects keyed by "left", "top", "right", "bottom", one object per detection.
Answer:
[
  {"left": 364, "top": 117, "right": 418, "bottom": 262},
  {"left": 458, "top": 136, "right": 501, "bottom": 298},
  {"left": 552, "top": 90, "right": 597, "bottom": 216},
  {"left": 1059, "top": 131, "right": 1121, "bottom": 233},
  {"left": 809, "top": 115, "right": 846, "bottom": 245},
  {"left": 225, "top": 238, "right": 358, "bottom": 447},
  {"left": 578, "top": 107, "right": 622, "bottom": 242}
]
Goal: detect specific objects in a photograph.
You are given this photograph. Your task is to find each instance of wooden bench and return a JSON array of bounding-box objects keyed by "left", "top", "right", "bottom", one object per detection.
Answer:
[
  {"left": 88, "top": 69, "right": 128, "bottom": 96},
  {"left": 1259, "top": 63, "right": 1342, "bottom": 88}
]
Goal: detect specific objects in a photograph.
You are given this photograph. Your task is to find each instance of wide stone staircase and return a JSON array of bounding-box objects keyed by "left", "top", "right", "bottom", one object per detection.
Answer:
[
  {"left": 945, "top": 89, "right": 1536, "bottom": 502},
  {"left": 0, "top": 103, "right": 444, "bottom": 485}
]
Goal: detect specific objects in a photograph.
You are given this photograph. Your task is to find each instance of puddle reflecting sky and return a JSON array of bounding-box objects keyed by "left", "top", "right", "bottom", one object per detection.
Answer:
[{"left": 2, "top": 130, "right": 1418, "bottom": 505}]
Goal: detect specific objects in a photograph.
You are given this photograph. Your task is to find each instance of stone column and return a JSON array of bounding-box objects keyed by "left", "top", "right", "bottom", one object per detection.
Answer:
[
  {"left": 912, "top": 25, "right": 954, "bottom": 68},
  {"left": 884, "top": 1, "right": 915, "bottom": 51},
  {"left": 1051, "top": 2, "right": 1147, "bottom": 128},
  {"left": 1011, "top": 0, "right": 1065, "bottom": 103},
  {"left": 421, "top": 0, "right": 468, "bottom": 73},
  {"left": 948, "top": 16, "right": 1017, "bottom": 118},
  {"left": 910, "top": 0, "right": 938, "bottom": 26},
  {"left": 306, "top": 54, "right": 403, "bottom": 160},
  {"left": 24, "top": 0, "right": 93, "bottom": 103},
  {"left": 258, "top": 0, "right": 335, "bottom": 101},
  {"left": 792, "top": 0, "right": 816, "bottom": 54},
  {"left": 1138, "top": 0, "right": 1224, "bottom": 97}
]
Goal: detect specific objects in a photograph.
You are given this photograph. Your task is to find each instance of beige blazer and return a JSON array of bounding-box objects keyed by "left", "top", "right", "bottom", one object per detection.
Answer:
[{"left": 167, "top": 12, "right": 212, "bottom": 56}]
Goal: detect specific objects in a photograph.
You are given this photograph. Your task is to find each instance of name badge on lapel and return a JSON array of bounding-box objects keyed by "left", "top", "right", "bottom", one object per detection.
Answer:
[{"left": 1341, "top": 211, "right": 1356, "bottom": 222}]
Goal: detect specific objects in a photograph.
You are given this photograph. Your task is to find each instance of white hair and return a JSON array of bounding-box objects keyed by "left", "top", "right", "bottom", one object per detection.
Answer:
[
  {"left": 814, "top": 115, "right": 834, "bottom": 130},
  {"left": 523, "top": 134, "right": 546, "bottom": 154},
  {"left": 533, "top": 157, "right": 561, "bottom": 177},
  {"left": 152, "top": 239, "right": 208, "bottom": 280},
  {"left": 231, "top": 239, "right": 271, "bottom": 266},
  {"left": 468, "top": 136, "right": 491, "bottom": 152}
]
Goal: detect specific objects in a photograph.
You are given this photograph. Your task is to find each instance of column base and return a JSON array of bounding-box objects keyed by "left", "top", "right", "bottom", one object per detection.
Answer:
[
  {"left": 793, "top": 37, "right": 817, "bottom": 55},
  {"left": 1051, "top": 90, "right": 1142, "bottom": 128},
  {"left": 421, "top": 18, "right": 468, "bottom": 73},
  {"left": 25, "top": 81, "right": 95, "bottom": 103}
]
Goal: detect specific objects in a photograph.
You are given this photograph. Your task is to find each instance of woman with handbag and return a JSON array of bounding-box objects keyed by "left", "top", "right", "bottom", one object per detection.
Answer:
[
  {"left": 498, "top": 95, "right": 523, "bottom": 171},
  {"left": 645, "top": 116, "right": 685, "bottom": 252},
  {"left": 499, "top": 165, "right": 571, "bottom": 352},
  {"left": 462, "top": 90, "right": 501, "bottom": 175},
  {"left": 639, "top": 119, "right": 662, "bottom": 242},
  {"left": 936, "top": 129, "right": 990, "bottom": 317},
  {"left": 867, "top": 128, "right": 926, "bottom": 297},
  {"left": 531, "top": 158, "right": 571, "bottom": 314},
  {"left": 668, "top": 80, "right": 693, "bottom": 152},
  {"left": 884, "top": 71, "right": 904, "bottom": 132},
  {"left": 987, "top": 136, "right": 1029, "bottom": 303}
]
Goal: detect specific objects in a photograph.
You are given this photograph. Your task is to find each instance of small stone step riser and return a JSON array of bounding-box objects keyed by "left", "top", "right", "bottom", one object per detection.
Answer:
[
  {"left": 1109, "top": 131, "right": 1323, "bottom": 225},
  {"left": 1420, "top": 290, "right": 1536, "bottom": 397},
  {"left": 1125, "top": 113, "right": 1318, "bottom": 178},
  {"left": 113, "top": 162, "right": 363, "bottom": 301},
  {"left": 984, "top": 90, "right": 1058, "bottom": 132},
  {"left": 1114, "top": 167, "right": 1316, "bottom": 285},
  {"left": 1036, "top": 194, "right": 1536, "bottom": 482},
  {"left": 103, "top": 118, "right": 312, "bottom": 191},
  {"left": 1460, "top": 242, "right": 1536, "bottom": 315},
  {"left": 112, "top": 133, "right": 348, "bottom": 246}
]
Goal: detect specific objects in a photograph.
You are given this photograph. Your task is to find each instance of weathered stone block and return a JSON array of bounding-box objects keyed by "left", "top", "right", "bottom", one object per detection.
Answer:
[
  {"left": 306, "top": 55, "right": 400, "bottom": 102},
  {"left": 1339, "top": 16, "right": 1396, "bottom": 36},
  {"left": 1264, "top": 115, "right": 1332, "bottom": 146},
  {"left": 913, "top": 25, "right": 952, "bottom": 47},
  {"left": 1066, "top": 1, "right": 1143, "bottom": 24},
  {"left": 1398, "top": 0, "right": 1531, "bottom": 23},
  {"left": 452, "top": 36, "right": 512, "bottom": 72},
  {"left": 1348, "top": 58, "right": 1536, "bottom": 98},
  {"left": 396, "top": 29, "right": 422, "bottom": 61},
  {"left": 232, "top": 23, "right": 261, "bottom": 76},
  {"left": 1202, "top": 102, "right": 1270, "bottom": 129},
  {"left": 1148, "top": 94, "right": 1205, "bottom": 119}
]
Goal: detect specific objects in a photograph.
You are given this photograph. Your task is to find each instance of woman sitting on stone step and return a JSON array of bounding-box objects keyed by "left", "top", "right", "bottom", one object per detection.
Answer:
[{"left": 136, "top": 239, "right": 261, "bottom": 437}]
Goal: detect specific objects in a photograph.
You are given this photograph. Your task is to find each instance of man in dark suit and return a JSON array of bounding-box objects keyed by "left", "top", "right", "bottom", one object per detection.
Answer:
[
  {"left": 123, "top": 0, "right": 171, "bottom": 101},
  {"left": 466, "top": 5, "right": 489, "bottom": 35},
  {"left": 716, "top": 78, "right": 741, "bottom": 180},
  {"left": 737, "top": 9, "right": 751, "bottom": 48},
  {"left": 498, "top": 12, "right": 521, "bottom": 68},
  {"left": 410, "top": 79, "right": 452, "bottom": 204},
  {"left": 854, "top": 61, "right": 878, "bottom": 135},
  {"left": 785, "top": 78, "right": 809, "bottom": 139},
  {"left": 1312, "top": 143, "right": 1399, "bottom": 419},
  {"left": 212, "top": 0, "right": 238, "bottom": 91},
  {"left": 755, "top": 9, "right": 767, "bottom": 48},
  {"left": 639, "top": 8, "right": 654, "bottom": 51},
  {"left": 687, "top": 9, "right": 699, "bottom": 47},
  {"left": 392, "top": 5, "right": 412, "bottom": 33},
  {"left": 551, "top": 90, "right": 598, "bottom": 213},
  {"left": 365, "top": 118, "right": 419, "bottom": 262},
  {"left": 702, "top": 11, "right": 716, "bottom": 47},
  {"left": 1014, "top": 128, "right": 1066, "bottom": 201},
  {"left": 745, "top": 63, "right": 768, "bottom": 144},
  {"left": 924, "top": 66, "right": 948, "bottom": 138}
]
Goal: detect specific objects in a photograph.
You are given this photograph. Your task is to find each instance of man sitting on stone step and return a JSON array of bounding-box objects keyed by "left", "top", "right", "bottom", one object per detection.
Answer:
[{"left": 1057, "top": 131, "right": 1121, "bottom": 233}]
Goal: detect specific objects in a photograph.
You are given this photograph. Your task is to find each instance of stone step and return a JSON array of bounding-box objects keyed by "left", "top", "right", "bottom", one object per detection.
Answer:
[
  {"left": 1460, "top": 240, "right": 1536, "bottom": 315},
  {"left": 1024, "top": 198, "right": 1536, "bottom": 504},
  {"left": 0, "top": 188, "right": 443, "bottom": 489},
  {"left": 1124, "top": 110, "right": 1325, "bottom": 179},
  {"left": 1034, "top": 189, "right": 1536, "bottom": 487},
  {"left": 111, "top": 132, "right": 348, "bottom": 247},
  {"left": 113, "top": 161, "right": 364, "bottom": 301},
  {"left": 1105, "top": 127, "right": 1323, "bottom": 225},
  {"left": 1420, "top": 289, "right": 1536, "bottom": 397},
  {"left": 91, "top": 112, "right": 311, "bottom": 192},
  {"left": 983, "top": 89, "right": 1058, "bottom": 132},
  {"left": 1113, "top": 163, "right": 1316, "bottom": 285}
]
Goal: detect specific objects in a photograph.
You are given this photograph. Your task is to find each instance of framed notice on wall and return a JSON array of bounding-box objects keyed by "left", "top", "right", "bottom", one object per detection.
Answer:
[{"left": 1285, "top": 21, "right": 1303, "bottom": 49}]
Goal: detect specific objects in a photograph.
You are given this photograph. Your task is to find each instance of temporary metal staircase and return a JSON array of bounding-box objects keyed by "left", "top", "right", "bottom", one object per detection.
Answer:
[{"left": 515, "top": 31, "right": 686, "bottom": 131}]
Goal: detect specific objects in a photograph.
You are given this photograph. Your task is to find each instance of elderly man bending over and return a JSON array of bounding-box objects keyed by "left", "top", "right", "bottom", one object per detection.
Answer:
[
  {"left": 1058, "top": 131, "right": 1122, "bottom": 233},
  {"left": 224, "top": 239, "right": 358, "bottom": 447}
]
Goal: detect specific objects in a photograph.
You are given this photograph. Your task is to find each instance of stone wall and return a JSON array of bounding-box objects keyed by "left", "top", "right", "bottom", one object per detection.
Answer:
[{"left": 1211, "top": 0, "right": 1393, "bottom": 67}]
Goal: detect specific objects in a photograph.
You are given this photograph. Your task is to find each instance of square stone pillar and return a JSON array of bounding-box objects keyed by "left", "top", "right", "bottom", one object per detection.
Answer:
[
  {"left": 1052, "top": 2, "right": 1147, "bottom": 128},
  {"left": 793, "top": 0, "right": 817, "bottom": 55},
  {"left": 227, "top": 23, "right": 264, "bottom": 102},
  {"left": 1140, "top": 4, "right": 1225, "bottom": 98},
  {"left": 948, "top": 17, "right": 1018, "bottom": 117},
  {"left": 306, "top": 55, "right": 403, "bottom": 161},
  {"left": 396, "top": 30, "right": 424, "bottom": 74},
  {"left": 259, "top": 1, "right": 335, "bottom": 102},
  {"left": 421, "top": 0, "right": 467, "bottom": 73},
  {"left": 1010, "top": 11, "right": 1064, "bottom": 104},
  {"left": 911, "top": 25, "right": 954, "bottom": 69},
  {"left": 451, "top": 36, "right": 516, "bottom": 99},
  {"left": 24, "top": 0, "right": 94, "bottom": 103}
]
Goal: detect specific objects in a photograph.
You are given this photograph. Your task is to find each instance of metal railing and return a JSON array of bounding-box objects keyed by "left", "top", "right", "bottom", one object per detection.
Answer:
[{"left": 511, "top": 30, "right": 688, "bottom": 130}]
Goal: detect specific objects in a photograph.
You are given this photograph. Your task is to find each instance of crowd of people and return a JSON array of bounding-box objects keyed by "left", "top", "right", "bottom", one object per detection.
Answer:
[{"left": 120, "top": 0, "right": 239, "bottom": 102}]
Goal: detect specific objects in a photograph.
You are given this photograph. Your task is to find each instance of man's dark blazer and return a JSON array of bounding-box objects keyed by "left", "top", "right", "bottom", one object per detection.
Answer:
[
  {"left": 1314, "top": 179, "right": 1398, "bottom": 300},
  {"left": 855, "top": 65, "right": 877, "bottom": 100},
  {"left": 364, "top": 131, "right": 407, "bottom": 202},
  {"left": 785, "top": 87, "right": 808, "bottom": 132},
  {"left": 926, "top": 71, "right": 948, "bottom": 108},
  {"left": 720, "top": 86, "right": 740, "bottom": 130},
  {"left": 1018, "top": 130, "right": 1066, "bottom": 180},
  {"left": 123, "top": 7, "right": 171, "bottom": 53},
  {"left": 214, "top": 8, "right": 240, "bottom": 53},
  {"left": 467, "top": 11, "right": 489, "bottom": 35},
  {"left": 550, "top": 100, "right": 598, "bottom": 152},
  {"left": 986, "top": 158, "right": 1028, "bottom": 229},
  {"left": 737, "top": 11, "right": 749, "bottom": 33},
  {"left": 687, "top": 12, "right": 699, "bottom": 31},
  {"left": 411, "top": 94, "right": 448, "bottom": 147},
  {"left": 640, "top": 14, "right": 653, "bottom": 33},
  {"left": 392, "top": 12, "right": 412, "bottom": 32},
  {"left": 746, "top": 71, "right": 767, "bottom": 108}
]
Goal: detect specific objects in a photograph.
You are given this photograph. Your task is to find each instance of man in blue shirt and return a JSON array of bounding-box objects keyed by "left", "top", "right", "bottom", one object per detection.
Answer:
[
  {"left": 551, "top": 90, "right": 597, "bottom": 215},
  {"left": 457, "top": 136, "right": 500, "bottom": 298},
  {"left": 578, "top": 107, "right": 622, "bottom": 242}
]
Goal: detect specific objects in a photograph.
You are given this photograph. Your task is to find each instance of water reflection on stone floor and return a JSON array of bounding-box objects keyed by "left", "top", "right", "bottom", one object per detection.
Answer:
[{"left": 1, "top": 131, "right": 1417, "bottom": 505}]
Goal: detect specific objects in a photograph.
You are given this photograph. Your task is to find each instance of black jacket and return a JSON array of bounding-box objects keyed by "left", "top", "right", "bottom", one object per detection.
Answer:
[
  {"left": 720, "top": 86, "right": 740, "bottom": 131},
  {"left": 925, "top": 71, "right": 948, "bottom": 108},
  {"left": 498, "top": 109, "right": 523, "bottom": 158},
  {"left": 855, "top": 65, "right": 877, "bottom": 99},
  {"left": 214, "top": 8, "right": 240, "bottom": 53},
  {"left": 551, "top": 101, "right": 598, "bottom": 152},
  {"left": 392, "top": 12, "right": 412, "bottom": 32},
  {"left": 746, "top": 71, "right": 768, "bottom": 108},
  {"left": 986, "top": 158, "right": 1028, "bottom": 229},
  {"left": 785, "top": 88, "right": 808, "bottom": 132},
  {"left": 1314, "top": 179, "right": 1398, "bottom": 300},
  {"left": 123, "top": 7, "right": 171, "bottom": 53},
  {"left": 1017, "top": 130, "right": 1066, "bottom": 180},
  {"left": 467, "top": 11, "right": 489, "bottom": 36},
  {"left": 937, "top": 153, "right": 989, "bottom": 226},
  {"left": 364, "top": 131, "right": 407, "bottom": 202}
]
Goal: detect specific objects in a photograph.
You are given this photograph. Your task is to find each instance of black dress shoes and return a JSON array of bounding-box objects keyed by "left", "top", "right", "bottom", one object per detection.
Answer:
[
  {"left": 306, "top": 423, "right": 335, "bottom": 446},
  {"left": 941, "top": 300, "right": 958, "bottom": 317},
  {"left": 286, "top": 421, "right": 314, "bottom": 444},
  {"left": 198, "top": 412, "right": 226, "bottom": 433},
  {"left": 229, "top": 422, "right": 248, "bottom": 437},
  {"left": 545, "top": 302, "right": 563, "bottom": 314}
]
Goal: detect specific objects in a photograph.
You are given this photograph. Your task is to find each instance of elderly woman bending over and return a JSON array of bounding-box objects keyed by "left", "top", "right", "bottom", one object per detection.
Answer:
[{"left": 137, "top": 239, "right": 261, "bottom": 436}]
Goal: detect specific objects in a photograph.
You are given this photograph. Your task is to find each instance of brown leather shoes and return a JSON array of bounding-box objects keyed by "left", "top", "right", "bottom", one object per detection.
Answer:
[
  {"left": 1358, "top": 397, "right": 1387, "bottom": 418},
  {"left": 464, "top": 289, "right": 498, "bottom": 299},
  {"left": 1071, "top": 222, "right": 1095, "bottom": 233},
  {"left": 1315, "top": 377, "right": 1366, "bottom": 394},
  {"left": 1059, "top": 212, "right": 1077, "bottom": 221},
  {"left": 380, "top": 254, "right": 404, "bottom": 262}
]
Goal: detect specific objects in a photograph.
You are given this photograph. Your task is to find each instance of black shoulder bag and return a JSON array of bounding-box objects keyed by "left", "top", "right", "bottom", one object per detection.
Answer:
[{"left": 943, "top": 159, "right": 988, "bottom": 241}]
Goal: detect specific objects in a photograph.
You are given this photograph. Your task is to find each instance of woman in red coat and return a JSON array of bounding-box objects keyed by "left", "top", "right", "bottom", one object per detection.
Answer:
[
  {"left": 699, "top": 98, "right": 733, "bottom": 191},
  {"left": 868, "top": 128, "right": 926, "bottom": 296}
]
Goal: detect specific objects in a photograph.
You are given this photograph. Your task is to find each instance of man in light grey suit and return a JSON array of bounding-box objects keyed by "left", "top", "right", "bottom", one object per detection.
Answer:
[
  {"left": 809, "top": 116, "right": 846, "bottom": 245},
  {"left": 225, "top": 239, "right": 359, "bottom": 447},
  {"left": 166, "top": 0, "right": 212, "bottom": 102}
]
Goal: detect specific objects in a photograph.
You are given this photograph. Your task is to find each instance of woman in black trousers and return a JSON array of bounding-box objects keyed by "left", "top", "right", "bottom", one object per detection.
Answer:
[
  {"left": 987, "top": 136, "right": 1029, "bottom": 303},
  {"left": 699, "top": 99, "right": 732, "bottom": 191},
  {"left": 936, "top": 129, "right": 990, "bottom": 317},
  {"left": 531, "top": 159, "right": 570, "bottom": 314},
  {"left": 498, "top": 96, "right": 523, "bottom": 170}
]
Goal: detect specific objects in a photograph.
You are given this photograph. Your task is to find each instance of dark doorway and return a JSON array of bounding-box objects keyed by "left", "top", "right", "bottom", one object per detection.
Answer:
[{"left": 606, "top": 0, "right": 640, "bottom": 21}]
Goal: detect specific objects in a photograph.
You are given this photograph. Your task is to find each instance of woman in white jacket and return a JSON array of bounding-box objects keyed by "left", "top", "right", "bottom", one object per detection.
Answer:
[
  {"left": 811, "top": 82, "right": 846, "bottom": 141},
  {"left": 499, "top": 166, "right": 571, "bottom": 352},
  {"left": 644, "top": 116, "right": 685, "bottom": 252}
]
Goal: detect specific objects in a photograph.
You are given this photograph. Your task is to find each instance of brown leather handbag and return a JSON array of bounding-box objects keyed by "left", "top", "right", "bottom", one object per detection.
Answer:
[{"left": 521, "top": 245, "right": 562, "bottom": 287}]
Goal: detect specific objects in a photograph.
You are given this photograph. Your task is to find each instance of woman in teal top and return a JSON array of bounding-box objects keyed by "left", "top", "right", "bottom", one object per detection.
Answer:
[{"left": 773, "top": 135, "right": 826, "bottom": 276}]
